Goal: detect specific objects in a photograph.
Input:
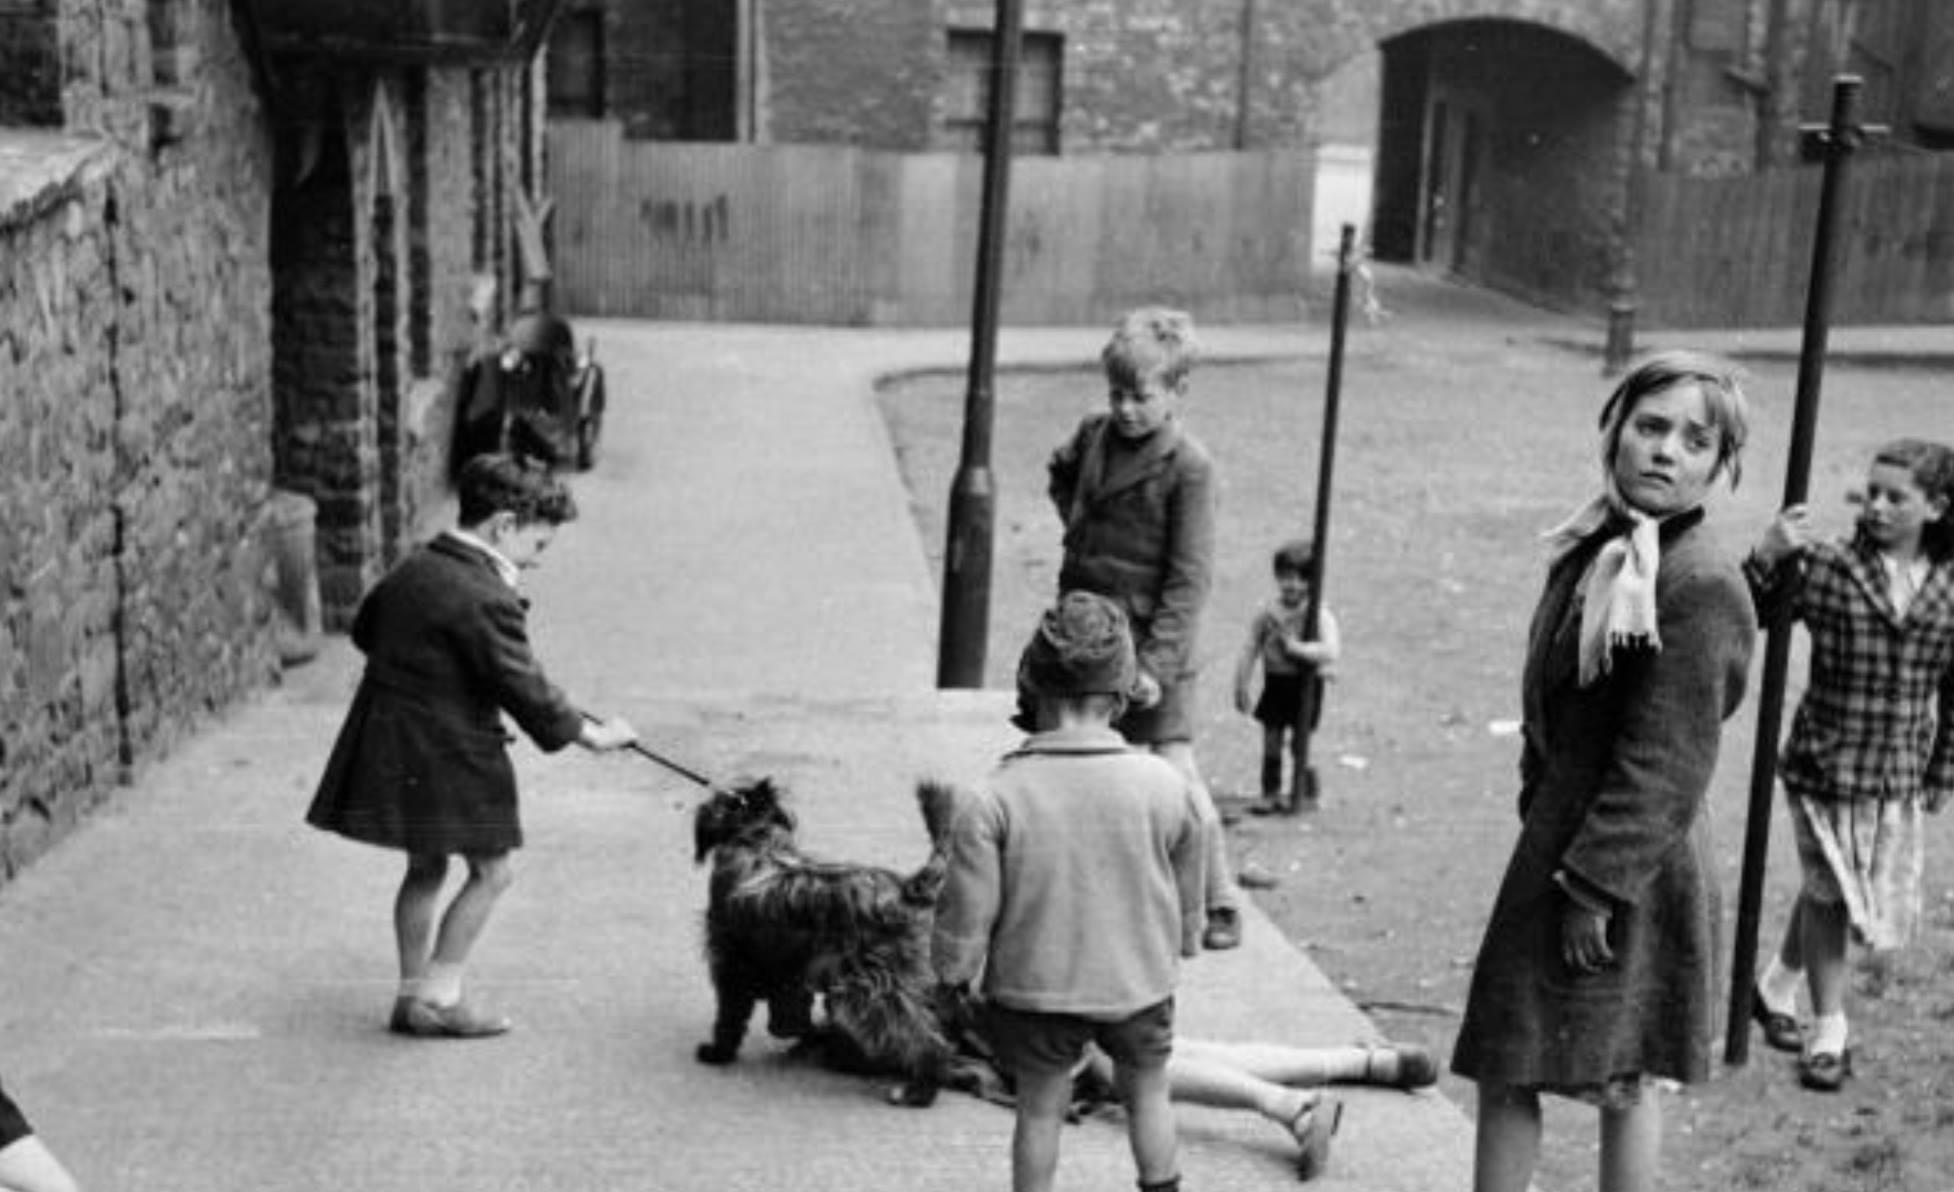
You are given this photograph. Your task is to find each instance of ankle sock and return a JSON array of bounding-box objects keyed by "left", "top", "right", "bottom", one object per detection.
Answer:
[
  {"left": 1759, "top": 957, "right": 1802, "bottom": 1014},
  {"left": 1809, "top": 1012, "right": 1848, "bottom": 1056},
  {"left": 420, "top": 962, "right": 464, "bottom": 1007}
]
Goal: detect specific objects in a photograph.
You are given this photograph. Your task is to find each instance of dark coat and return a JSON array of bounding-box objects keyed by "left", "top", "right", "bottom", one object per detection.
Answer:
[
  {"left": 305, "top": 535, "right": 585, "bottom": 855},
  {"left": 1046, "top": 413, "right": 1216, "bottom": 681},
  {"left": 1451, "top": 508, "right": 1756, "bottom": 1089}
]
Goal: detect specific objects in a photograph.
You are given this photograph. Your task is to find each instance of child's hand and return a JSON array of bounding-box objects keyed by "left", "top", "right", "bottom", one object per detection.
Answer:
[
  {"left": 1279, "top": 634, "right": 1310, "bottom": 659},
  {"left": 580, "top": 715, "right": 639, "bottom": 751},
  {"left": 1128, "top": 671, "right": 1162, "bottom": 710},
  {"left": 1233, "top": 683, "right": 1252, "bottom": 715},
  {"left": 1755, "top": 505, "right": 1814, "bottom": 568}
]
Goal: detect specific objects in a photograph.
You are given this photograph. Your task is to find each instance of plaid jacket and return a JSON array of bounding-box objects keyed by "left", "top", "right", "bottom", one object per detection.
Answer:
[{"left": 1748, "top": 535, "right": 1954, "bottom": 804}]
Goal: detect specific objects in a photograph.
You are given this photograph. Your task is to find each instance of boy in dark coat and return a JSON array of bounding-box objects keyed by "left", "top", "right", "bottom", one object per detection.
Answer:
[
  {"left": 307, "top": 454, "right": 638, "bottom": 1038},
  {"left": 1043, "top": 306, "right": 1242, "bottom": 949}
]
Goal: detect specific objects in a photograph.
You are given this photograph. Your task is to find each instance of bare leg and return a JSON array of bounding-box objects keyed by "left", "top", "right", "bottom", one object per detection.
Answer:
[
  {"left": 393, "top": 853, "right": 450, "bottom": 988},
  {"left": 426, "top": 851, "right": 516, "bottom": 995},
  {"left": 1114, "top": 1061, "right": 1181, "bottom": 1187},
  {"left": 1260, "top": 725, "right": 1287, "bottom": 798},
  {"left": 1010, "top": 1067, "right": 1074, "bottom": 1192},
  {"left": 1172, "top": 1038, "right": 1365, "bottom": 1085},
  {"left": 1800, "top": 896, "right": 1850, "bottom": 1022},
  {"left": 1472, "top": 1081, "right": 1542, "bottom": 1192},
  {"left": 0, "top": 1136, "right": 81, "bottom": 1192},
  {"left": 1776, "top": 895, "right": 1806, "bottom": 970},
  {"left": 1599, "top": 1096, "right": 1661, "bottom": 1192}
]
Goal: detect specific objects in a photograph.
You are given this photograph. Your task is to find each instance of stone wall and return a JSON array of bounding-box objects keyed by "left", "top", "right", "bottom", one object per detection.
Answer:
[
  {"left": 0, "top": 0, "right": 278, "bottom": 878},
  {"left": 272, "top": 59, "right": 541, "bottom": 627}
]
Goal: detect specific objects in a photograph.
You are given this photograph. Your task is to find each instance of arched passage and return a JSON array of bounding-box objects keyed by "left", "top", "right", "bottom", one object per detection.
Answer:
[{"left": 1369, "top": 18, "right": 1635, "bottom": 310}]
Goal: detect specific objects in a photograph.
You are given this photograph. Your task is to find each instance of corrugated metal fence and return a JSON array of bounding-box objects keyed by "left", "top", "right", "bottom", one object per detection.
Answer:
[
  {"left": 546, "top": 120, "right": 1314, "bottom": 325},
  {"left": 1635, "top": 152, "right": 1954, "bottom": 328}
]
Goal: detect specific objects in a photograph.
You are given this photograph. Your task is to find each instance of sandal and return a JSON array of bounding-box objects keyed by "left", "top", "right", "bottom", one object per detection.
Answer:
[
  {"left": 1798, "top": 1047, "right": 1852, "bottom": 1092},
  {"left": 1361, "top": 1040, "right": 1438, "bottom": 1090},
  {"left": 1749, "top": 983, "right": 1803, "bottom": 1053},
  {"left": 1291, "top": 1094, "right": 1342, "bottom": 1181}
]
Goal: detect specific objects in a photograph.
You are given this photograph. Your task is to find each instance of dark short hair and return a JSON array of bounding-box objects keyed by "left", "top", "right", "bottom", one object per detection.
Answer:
[
  {"left": 1272, "top": 538, "right": 1315, "bottom": 578},
  {"left": 1872, "top": 438, "right": 1954, "bottom": 561},
  {"left": 455, "top": 453, "right": 578, "bottom": 528}
]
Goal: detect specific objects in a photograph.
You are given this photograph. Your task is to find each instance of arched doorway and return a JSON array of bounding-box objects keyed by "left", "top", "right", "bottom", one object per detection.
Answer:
[{"left": 1371, "top": 19, "right": 1634, "bottom": 309}]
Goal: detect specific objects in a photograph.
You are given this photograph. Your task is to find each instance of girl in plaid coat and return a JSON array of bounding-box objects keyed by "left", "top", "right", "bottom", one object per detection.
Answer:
[{"left": 1747, "top": 438, "right": 1954, "bottom": 1091}]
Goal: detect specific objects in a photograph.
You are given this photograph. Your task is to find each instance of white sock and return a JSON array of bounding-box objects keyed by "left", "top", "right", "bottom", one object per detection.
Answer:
[
  {"left": 1808, "top": 1012, "right": 1848, "bottom": 1056},
  {"left": 396, "top": 977, "right": 422, "bottom": 1001},
  {"left": 419, "top": 962, "right": 464, "bottom": 1007},
  {"left": 1759, "top": 957, "right": 1802, "bottom": 1014}
]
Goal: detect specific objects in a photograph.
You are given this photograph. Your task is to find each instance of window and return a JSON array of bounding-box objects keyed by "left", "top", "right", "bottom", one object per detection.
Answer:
[
  {"left": 940, "top": 28, "right": 1062, "bottom": 155},
  {"left": 0, "top": 1, "right": 62, "bottom": 127},
  {"left": 548, "top": 8, "right": 605, "bottom": 119}
]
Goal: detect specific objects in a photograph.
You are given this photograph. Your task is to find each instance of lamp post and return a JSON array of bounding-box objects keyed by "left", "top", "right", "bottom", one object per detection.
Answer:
[{"left": 936, "top": 0, "right": 1023, "bottom": 688}]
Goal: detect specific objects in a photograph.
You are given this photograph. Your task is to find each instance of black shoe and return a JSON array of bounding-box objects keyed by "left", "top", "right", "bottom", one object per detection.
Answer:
[
  {"left": 1749, "top": 983, "right": 1803, "bottom": 1053},
  {"left": 1202, "top": 907, "right": 1242, "bottom": 950},
  {"left": 1798, "top": 1047, "right": 1852, "bottom": 1092}
]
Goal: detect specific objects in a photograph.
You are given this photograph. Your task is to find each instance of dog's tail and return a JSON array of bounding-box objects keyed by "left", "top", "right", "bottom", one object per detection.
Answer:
[{"left": 915, "top": 779, "right": 967, "bottom": 850}]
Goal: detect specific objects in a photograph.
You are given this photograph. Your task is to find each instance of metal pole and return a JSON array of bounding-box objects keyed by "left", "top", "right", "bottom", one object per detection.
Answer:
[
  {"left": 1603, "top": 0, "right": 1662, "bottom": 377},
  {"left": 1725, "top": 75, "right": 1864, "bottom": 1067},
  {"left": 936, "top": 0, "right": 1023, "bottom": 688},
  {"left": 1285, "top": 223, "right": 1355, "bottom": 812}
]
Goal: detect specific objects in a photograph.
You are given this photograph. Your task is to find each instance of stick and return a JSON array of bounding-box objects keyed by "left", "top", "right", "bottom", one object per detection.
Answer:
[
  {"left": 1724, "top": 75, "right": 1866, "bottom": 1067},
  {"left": 1286, "top": 223, "right": 1355, "bottom": 812},
  {"left": 582, "top": 714, "right": 716, "bottom": 788}
]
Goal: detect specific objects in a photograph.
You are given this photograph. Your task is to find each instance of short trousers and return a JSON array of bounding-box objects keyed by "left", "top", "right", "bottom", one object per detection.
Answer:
[
  {"left": 1252, "top": 672, "right": 1324, "bottom": 731},
  {"left": 982, "top": 998, "right": 1175, "bottom": 1080},
  {"left": 0, "top": 1080, "right": 32, "bottom": 1149}
]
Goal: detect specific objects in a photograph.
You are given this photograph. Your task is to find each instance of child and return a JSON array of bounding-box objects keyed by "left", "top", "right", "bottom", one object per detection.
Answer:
[
  {"left": 1746, "top": 438, "right": 1954, "bottom": 1091},
  {"left": 1044, "top": 306, "right": 1244, "bottom": 949},
  {"left": 0, "top": 1079, "right": 78, "bottom": 1192},
  {"left": 935, "top": 591, "right": 1206, "bottom": 1192},
  {"left": 1452, "top": 352, "right": 1756, "bottom": 1192},
  {"left": 1232, "top": 539, "right": 1341, "bottom": 813},
  {"left": 305, "top": 453, "right": 638, "bottom": 1038}
]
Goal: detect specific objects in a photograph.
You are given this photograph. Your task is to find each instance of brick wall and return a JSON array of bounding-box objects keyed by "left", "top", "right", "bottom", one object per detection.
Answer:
[
  {"left": 0, "top": 0, "right": 278, "bottom": 878},
  {"left": 763, "top": 0, "right": 940, "bottom": 147}
]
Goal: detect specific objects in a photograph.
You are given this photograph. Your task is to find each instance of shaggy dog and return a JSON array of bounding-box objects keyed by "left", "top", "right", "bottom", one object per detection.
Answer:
[{"left": 691, "top": 777, "right": 960, "bottom": 1107}]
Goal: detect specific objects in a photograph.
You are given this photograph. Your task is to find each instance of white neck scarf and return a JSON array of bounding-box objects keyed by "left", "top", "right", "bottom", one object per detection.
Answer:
[{"left": 1543, "top": 482, "right": 1663, "bottom": 687}]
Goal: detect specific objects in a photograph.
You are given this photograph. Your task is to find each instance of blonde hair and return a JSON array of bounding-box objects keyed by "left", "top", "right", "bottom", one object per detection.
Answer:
[{"left": 1102, "top": 306, "right": 1200, "bottom": 390}]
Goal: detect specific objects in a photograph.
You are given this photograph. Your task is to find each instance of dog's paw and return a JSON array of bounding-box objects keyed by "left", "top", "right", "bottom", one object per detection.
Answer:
[
  {"left": 886, "top": 1080, "right": 940, "bottom": 1108},
  {"left": 696, "top": 1042, "right": 739, "bottom": 1065}
]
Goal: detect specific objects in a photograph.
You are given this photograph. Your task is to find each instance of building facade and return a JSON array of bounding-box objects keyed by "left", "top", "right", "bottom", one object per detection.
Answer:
[
  {"left": 0, "top": 0, "right": 558, "bottom": 879},
  {"left": 546, "top": 0, "right": 1951, "bottom": 312}
]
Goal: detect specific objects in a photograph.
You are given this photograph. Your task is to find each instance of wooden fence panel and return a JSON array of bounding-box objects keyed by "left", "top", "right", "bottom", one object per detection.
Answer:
[
  {"left": 1635, "top": 155, "right": 1954, "bottom": 328},
  {"left": 545, "top": 121, "right": 1313, "bottom": 325}
]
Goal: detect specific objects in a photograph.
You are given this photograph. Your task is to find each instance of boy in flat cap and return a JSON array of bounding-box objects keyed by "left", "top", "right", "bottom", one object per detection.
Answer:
[{"left": 934, "top": 591, "right": 1205, "bottom": 1192}]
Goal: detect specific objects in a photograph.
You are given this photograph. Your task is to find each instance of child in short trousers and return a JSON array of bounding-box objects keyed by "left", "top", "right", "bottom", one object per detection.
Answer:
[
  {"left": 1043, "top": 306, "right": 1243, "bottom": 949},
  {"left": 936, "top": 591, "right": 1205, "bottom": 1192},
  {"left": 305, "top": 453, "right": 638, "bottom": 1038},
  {"left": 1233, "top": 538, "right": 1341, "bottom": 813}
]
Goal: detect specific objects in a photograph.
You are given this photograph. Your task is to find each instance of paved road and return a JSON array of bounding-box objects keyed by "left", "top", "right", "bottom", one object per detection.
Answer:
[{"left": 7, "top": 282, "right": 1941, "bottom": 1190}]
